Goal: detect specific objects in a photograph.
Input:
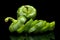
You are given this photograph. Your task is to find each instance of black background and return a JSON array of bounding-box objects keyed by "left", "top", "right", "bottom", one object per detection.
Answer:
[{"left": 0, "top": 0, "right": 56, "bottom": 40}]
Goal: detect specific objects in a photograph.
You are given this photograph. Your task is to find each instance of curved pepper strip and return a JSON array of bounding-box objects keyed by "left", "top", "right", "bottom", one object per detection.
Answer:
[
  {"left": 4, "top": 5, "right": 55, "bottom": 33},
  {"left": 17, "top": 5, "right": 36, "bottom": 19},
  {"left": 5, "top": 16, "right": 27, "bottom": 32},
  {"left": 28, "top": 20, "right": 55, "bottom": 33},
  {"left": 17, "top": 19, "right": 55, "bottom": 33},
  {"left": 17, "top": 19, "right": 33, "bottom": 33}
]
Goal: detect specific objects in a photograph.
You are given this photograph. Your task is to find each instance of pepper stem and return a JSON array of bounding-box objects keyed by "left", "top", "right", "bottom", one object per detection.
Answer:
[{"left": 5, "top": 17, "right": 17, "bottom": 23}]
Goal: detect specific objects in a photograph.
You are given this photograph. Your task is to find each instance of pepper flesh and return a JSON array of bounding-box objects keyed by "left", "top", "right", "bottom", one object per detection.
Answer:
[{"left": 4, "top": 5, "right": 55, "bottom": 33}]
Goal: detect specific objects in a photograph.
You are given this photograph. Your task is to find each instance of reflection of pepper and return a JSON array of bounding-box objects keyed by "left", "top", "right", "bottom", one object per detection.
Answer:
[{"left": 5, "top": 5, "right": 55, "bottom": 33}]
